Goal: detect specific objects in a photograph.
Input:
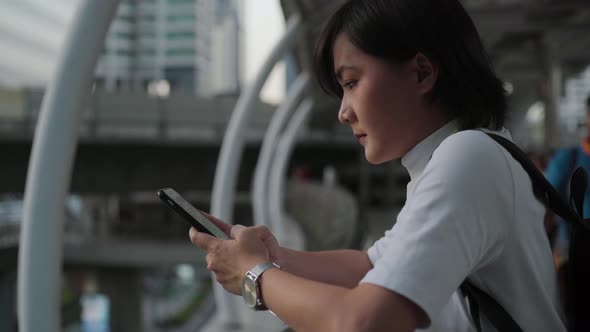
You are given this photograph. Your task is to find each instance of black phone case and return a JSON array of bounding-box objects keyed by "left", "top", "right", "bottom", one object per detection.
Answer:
[{"left": 157, "top": 188, "right": 230, "bottom": 239}]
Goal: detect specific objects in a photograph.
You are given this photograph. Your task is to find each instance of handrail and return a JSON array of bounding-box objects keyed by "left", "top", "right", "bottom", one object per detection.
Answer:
[
  {"left": 269, "top": 98, "right": 314, "bottom": 243},
  {"left": 209, "top": 14, "right": 303, "bottom": 327},
  {"left": 0, "top": 92, "right": 280, "bottom": 142},
  {"left": 252, "top": 72, "right": 310, "bottom": 229},
  {"left": 17, "top": 1, "right": 120, "bottom": 332}
]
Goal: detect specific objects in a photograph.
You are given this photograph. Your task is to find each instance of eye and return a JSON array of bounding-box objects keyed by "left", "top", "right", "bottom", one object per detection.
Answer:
[{"left": 342, "top": 80, "right": 357, "bottom": 90}]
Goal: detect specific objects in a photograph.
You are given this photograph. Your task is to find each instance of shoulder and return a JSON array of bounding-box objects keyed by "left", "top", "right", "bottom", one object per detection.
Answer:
[
  {"left": 411, "top": 130, "right": 517, "bottom": 209},
  {"left": 407, "top": 130, "right": 516, "bottom": 217},
  {"left": 437, "top": 129, "right": 504, "bottom": 155},
  {"left": 430, "top": 130, "right": 511, "bottom": 177}
]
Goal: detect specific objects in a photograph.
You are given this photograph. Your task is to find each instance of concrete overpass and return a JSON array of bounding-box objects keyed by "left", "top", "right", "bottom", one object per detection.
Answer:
[{"left": 0, "top": 89, "right": 364, "bottom": 195}]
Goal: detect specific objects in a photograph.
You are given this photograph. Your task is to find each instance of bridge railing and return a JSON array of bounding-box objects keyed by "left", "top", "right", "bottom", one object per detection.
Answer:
[{"left": 0, "top": 89, "right": 277, "bottom": 142}]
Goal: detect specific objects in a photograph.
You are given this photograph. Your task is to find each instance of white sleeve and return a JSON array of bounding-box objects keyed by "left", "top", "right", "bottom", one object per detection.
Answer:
[
  {"left": 361, "top": 132, "right": 513, "bottom": 323},
  {"left": 367, "top": 229, "right": 395, "bottom": 264}
]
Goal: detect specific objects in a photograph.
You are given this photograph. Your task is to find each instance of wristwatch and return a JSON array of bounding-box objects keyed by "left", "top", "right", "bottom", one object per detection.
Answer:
[{"left": 241, "top": 261, "right": 281, "bottom": 311}]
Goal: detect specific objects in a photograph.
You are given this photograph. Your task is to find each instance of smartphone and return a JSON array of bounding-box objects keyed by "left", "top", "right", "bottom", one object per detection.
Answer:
[{"left": 157, "top": 188, "right": 230, "bottom": 240}]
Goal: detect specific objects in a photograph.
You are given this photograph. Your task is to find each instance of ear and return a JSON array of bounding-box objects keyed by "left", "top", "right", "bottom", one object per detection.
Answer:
[{"left": 411, "top": 52, "right": 438, "bottom": 95}]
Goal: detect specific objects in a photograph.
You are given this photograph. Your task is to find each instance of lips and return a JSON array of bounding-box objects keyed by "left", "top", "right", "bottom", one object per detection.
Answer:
[{"left": 354, "top": 133, "right": 367, "bottom": 144}]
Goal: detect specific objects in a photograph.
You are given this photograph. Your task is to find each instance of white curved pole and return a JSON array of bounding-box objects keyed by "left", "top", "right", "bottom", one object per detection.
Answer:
[
  {"left": 269, "top": 98, "right": 314, "bottom": 243},
  {"left": 252, "top": 72, "right": 310, "bottom": 229},
  {"left": 209, "top": 14, "right": 303, "bottom": 326},
  {"left": 17, "top": 1, "right": 120, "bottom": 332}
]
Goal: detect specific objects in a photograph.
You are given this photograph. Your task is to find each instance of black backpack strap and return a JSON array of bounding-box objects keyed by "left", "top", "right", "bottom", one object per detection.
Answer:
[
  {"left": 460, "top": 133, "right": 589, "bottom": 331},
  {"left": 486, "top": 133, "right": 584, "bottom": 227},
  {"left": 460, "top": 281, "right": 523, "bottom": 332},
  {"left": 569, "top": 167, "right": 587, "bottom": 218},
  {"left": 460, "top": 282, "right": 481, "bottom": 331}
]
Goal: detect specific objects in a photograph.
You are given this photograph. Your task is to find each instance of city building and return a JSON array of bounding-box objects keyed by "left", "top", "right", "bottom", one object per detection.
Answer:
[{"left": 95, "top": 0, "right": 240, "bottom": 96}]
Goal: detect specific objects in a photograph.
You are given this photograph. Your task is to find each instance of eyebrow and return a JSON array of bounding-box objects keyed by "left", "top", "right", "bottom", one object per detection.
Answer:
[{"left": 335, "top": 65, "right": 358, "bottom": 82}]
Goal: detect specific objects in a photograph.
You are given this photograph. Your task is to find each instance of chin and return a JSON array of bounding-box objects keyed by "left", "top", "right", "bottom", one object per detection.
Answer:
[
  {"left": 364, "top": 145, "right": 403, "bottom": 164},
  {"left": 364, "top": 151, "right": 393, "bottom": 165}
]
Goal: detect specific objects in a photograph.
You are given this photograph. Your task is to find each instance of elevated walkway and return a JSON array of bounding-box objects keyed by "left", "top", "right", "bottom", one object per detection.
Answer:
[
  {"left": 1, "top": 139, "right": 359, "bottom": 194},
  {"left": 0, "top": 224, "right": 203, "bottom": 269},
  {"left": 0, "top": 89, "right": 353, "bottom": 146},
  {"left": 0, "top": 89, "right": 359, "bottom": 195}
]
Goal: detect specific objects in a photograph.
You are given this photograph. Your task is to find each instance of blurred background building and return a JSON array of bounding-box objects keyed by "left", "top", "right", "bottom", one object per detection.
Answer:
[
  {"left": 96, "top": 0, "right": 240, "bottom": 96},
  {"left": 0, "top": 0, "right": 241, "bottom": 96}
]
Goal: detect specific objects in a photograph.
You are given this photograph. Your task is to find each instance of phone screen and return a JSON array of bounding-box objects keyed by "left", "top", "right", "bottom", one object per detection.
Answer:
[{"left": 157, "top": 188, "right": 230, "bottom": 240}]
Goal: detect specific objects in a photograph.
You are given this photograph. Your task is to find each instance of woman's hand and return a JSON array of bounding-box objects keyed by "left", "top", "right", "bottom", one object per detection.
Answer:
[
  {"left": 200, "top": 213, "right": 281, "bottom": 262},
  {"left": 189, "top": 218, "right": 280, "bottom": 295}
]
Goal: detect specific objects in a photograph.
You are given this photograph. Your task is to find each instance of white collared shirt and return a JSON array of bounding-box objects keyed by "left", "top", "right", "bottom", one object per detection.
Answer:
[{"left": 361, "top": 122, "right": 565, "bottom": 331}]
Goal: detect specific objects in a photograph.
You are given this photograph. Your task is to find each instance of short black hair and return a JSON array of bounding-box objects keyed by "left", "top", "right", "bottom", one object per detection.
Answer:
[{"left": 314, "top": 0, "right": 507, "bottom": 130}]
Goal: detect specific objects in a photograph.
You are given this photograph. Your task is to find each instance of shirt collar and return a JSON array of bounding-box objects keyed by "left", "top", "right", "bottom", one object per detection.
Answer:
[{"left": 401, "top": 120, "right": 459, "bottom": 182}]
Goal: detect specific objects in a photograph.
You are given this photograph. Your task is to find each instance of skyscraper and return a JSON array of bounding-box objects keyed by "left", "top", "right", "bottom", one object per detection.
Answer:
[
  {"left": 208, "top": 0, "right": 241, "bottom": 95},
  {"left": 95, "top": 0, "right": 240, "bottom": 96}
]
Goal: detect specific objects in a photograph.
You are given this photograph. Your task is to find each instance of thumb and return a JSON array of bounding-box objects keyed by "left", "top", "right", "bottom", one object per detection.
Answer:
[{"left": 189, "top": 227, "right": 221, "bottom": 251}]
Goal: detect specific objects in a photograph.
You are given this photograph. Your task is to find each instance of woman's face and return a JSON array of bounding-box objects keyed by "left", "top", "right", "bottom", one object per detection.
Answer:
[{"left": 332, "top": 33, "right": 445, "bottom": 164}]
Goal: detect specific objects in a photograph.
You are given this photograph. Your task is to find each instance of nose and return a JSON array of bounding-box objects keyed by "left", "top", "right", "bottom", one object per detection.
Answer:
[{"left": 338, "top": 99, "right": 355, "bottom": 124}]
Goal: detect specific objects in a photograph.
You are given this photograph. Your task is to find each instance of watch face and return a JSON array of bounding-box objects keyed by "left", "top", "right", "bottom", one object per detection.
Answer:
[{"left": 241, "top": 277, "right": 258, "bottom": 308}]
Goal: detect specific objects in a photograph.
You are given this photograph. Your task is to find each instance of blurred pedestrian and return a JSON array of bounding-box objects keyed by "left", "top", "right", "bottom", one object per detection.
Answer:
[{"left": 545, "top": 96, "right": 590, "bottom": 261}]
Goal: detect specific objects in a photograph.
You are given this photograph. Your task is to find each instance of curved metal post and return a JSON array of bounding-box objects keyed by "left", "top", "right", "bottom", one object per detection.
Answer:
[
  {"left": 252, "top": 72, "right": 310, "bottom": 229},
  {"left": 17, "top": 1, "right": 120, "bottom": 332},
  {"left": 209, "top": 15, "right": 303, "bottom": 325},
  {"left": 269, "top": 98, "right": 314, "bottom": 243}
]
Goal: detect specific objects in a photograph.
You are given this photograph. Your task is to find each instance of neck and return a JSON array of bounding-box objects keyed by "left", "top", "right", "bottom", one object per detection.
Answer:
[
  {"left": 402, "top": 105, "right": 452, "bottom": 155},
  {"left": 419, "top": 104, "right": 452, "bottom": 138}
]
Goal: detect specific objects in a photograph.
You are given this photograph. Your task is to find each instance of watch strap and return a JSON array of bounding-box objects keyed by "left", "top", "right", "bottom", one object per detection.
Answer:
[
  {"left": 250, "top": 261, "right": 280, "bottom": 278},
  {"left": 245, "top": 261, "right": 281, "bottom": 311}
]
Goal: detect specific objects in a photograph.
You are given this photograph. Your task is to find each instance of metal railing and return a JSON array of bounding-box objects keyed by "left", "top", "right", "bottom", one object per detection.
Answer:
[
  {"left": 252, "top": 73, "right": 310, "bottom": 232},
  {"left": 0, "top": 90, "right": 276, "bottom": 143},
  {"left": 18, "top": 2, "right": 121, "bottom": 332},
  {"left": 209, "top": 14, "right": 306, "bottom": 329},
  {"left": 0, "top": 89, "right": 352, "bottom": 145}
]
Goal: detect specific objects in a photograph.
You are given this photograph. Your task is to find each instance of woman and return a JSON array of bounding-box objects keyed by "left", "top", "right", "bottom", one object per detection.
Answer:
[{"left": 190, "top": 0, "right": 565, "bottom": 331}]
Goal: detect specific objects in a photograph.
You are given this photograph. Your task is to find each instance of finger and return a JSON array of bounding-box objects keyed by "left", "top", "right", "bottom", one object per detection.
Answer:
[
  {"left": 230, "top": 224, "right": 247, "bottom": 239},
  {"left": 200, "top": 211, "right": 232, "bottom": 235},
  {"left": 189, "top": 227, "right": 221, "bottom": 251}
]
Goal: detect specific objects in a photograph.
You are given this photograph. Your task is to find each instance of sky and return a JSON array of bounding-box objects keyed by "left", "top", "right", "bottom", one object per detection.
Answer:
[
  {"left": 0, "top": 0, "right": 286, "bottom": 103},
  {"left": 0, "top": 0, "right": 76, "bottom": 86},
  {"left": 241, "top": 0, "right": 286, "bottom": 103}
]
